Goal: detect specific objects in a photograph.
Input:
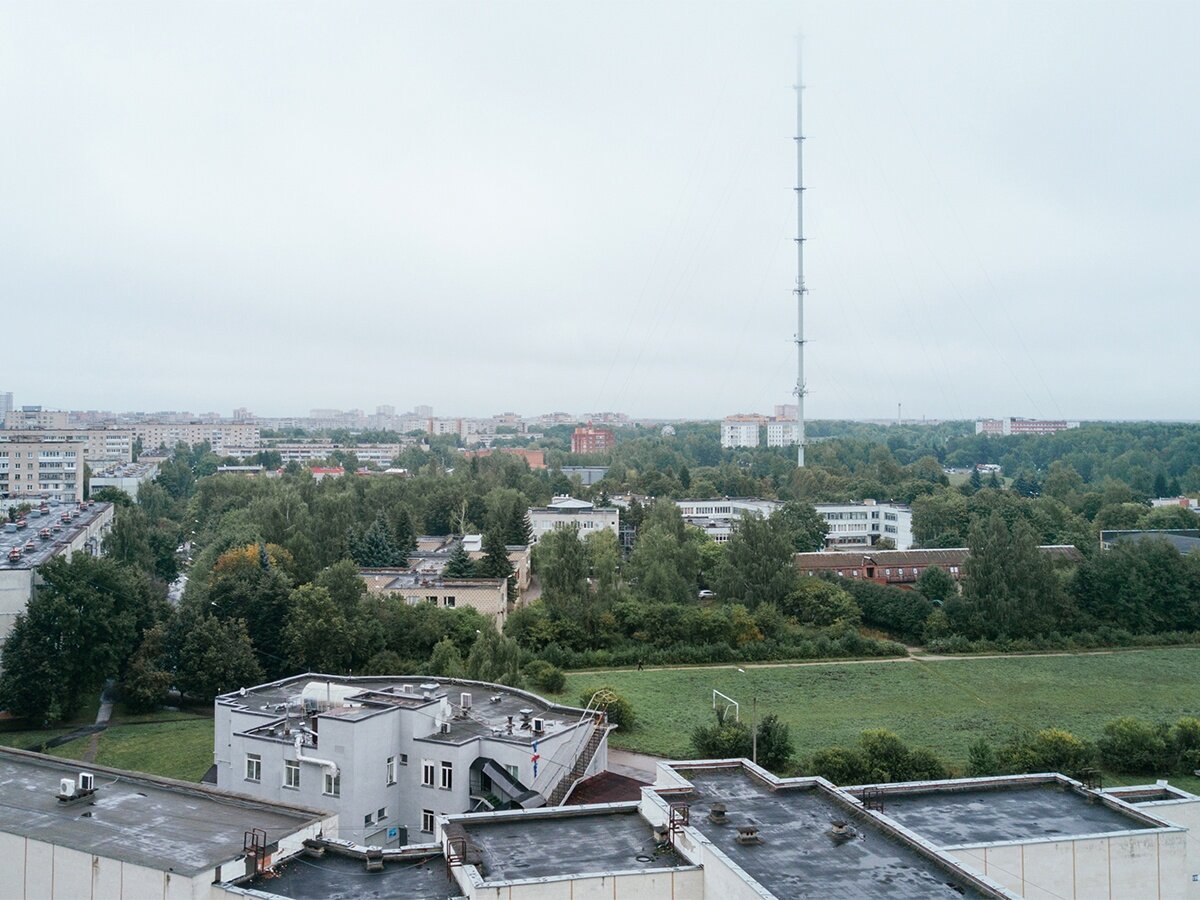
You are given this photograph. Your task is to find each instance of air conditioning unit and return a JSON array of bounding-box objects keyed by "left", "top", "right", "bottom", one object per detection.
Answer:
[
  {"left": 78, "top": 772, "right": 95, "bottom": 792},
  {"left": 532, "top": 717, "right": 545, "bottom": 733},
  {"left": 460, "top": 692, "right": 472, "bottom": 709},
  {"left": 439, "top": 722, "right": 451, "bottom": 734},
  {"left": 58, "top": 777, "right": 76, "bottom": 798}
]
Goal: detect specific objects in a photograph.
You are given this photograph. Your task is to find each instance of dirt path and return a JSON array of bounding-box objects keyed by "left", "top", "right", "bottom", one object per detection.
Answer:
[
  {"left": 568, "top": 645, "right": 1166, "bottom": 676},
  {"left": 80, "top": 681, "right": 115, "bottom": 764}
]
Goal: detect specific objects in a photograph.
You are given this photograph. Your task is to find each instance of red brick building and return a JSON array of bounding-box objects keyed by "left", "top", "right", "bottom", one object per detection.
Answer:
[
  {"left": 794, "top": 545, "right": 1082, "bottom": 589},
  {"left": 571, "top": 426, "right": 615, "bottom": 454}
]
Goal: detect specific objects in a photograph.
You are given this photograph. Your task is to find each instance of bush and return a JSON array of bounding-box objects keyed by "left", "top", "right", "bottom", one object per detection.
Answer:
[
  {"left": 967, "top": 738, "right": 1000, "bottom": 777},
  {"left": 806, "top": 729, "right": 948, "bottom": 785},
  {"left": 523, "top": 659, "right": 566, "bottom": 694},
  {"left": 839, "top": 578, "right": 933, "bottom": 644},
  {"left": 1000, "top": 728, "right": 1095, "bottom": 776},
  {"left": 809, "top": 746, "right": 867, "bottom": 785},
  {"left": 691, "top": 711, "right": 753, "bottom": 761},
  {"left": 580, "top": 686, "right": 636, "bottom": 731},
  {"left": 1098, "top": 717, "right": 1172, "bottom": 774},
  {"left": 754, "top": 714, "right": 795, "bottom": 772}
]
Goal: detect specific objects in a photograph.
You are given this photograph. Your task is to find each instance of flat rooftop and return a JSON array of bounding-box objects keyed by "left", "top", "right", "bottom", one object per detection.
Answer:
[
  {"left": 675, "top": 767, "right": 995, "bottom": 899},
  {"left": 220, "top": 675, "right": 589, "bottom": 747},
  {"left": 863, "top": 781, "right": 1158, "bottom": 846},
  {"left": 0, "top": 502, "right": 111, "bottom": 570},
  {"left": 459, "top": 809, "right": 683, "bottom": 882},
  {"left": 245, "top": 850, "right": 460, "bottom": 899},
  {"left": 0, "top": 748, "right": 325, "bottom": 876}
]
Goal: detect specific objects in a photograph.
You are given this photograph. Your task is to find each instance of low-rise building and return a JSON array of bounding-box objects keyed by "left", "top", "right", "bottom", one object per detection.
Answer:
[
  {"left": 213, "top": 675, "right": 611, "bottom": 849},
  {"left": 1100, "top": 529, "right": 1200, "bottom": 555},
  {"left": 559, "top": 464, "right": 609, "bottom": 485},
  {"left": 360, "top": 569, "right": 510, "bottom": 628},
  {"left": 88, "top": 460, "right": 160, "bottom": 500},
  {"left": 816, "top": 499, "right": 914, "bottom": 550},
  {"left": 462, "top": 447, "right": 547, "bottom": 469},
  {"left": 0, "top": 747, "right": 333, "bottom": 900},
  {"left": 528, "top": 496, "right": 620, "bottom": 544},
  {"left": 0, "top": 500, "right": 114, "bottom": 641},
  {"left": 1151, "top": 496, "right": 1200, "bottom": 512},
  {"left": 795, "top": 544, "right": 1083, "bottom": 587},
  {"left": 975, "top": 417, "right": 1080, "bottom": 436},
  {"left": 0, "top": 436, "right": 86, "bottom": 502},
  {"left": 677, "top": 497, "right": 783, "bottom": 519}
]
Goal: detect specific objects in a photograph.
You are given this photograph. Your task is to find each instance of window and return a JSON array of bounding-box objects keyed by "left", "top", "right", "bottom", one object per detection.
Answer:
[
  {"left": 245, "top": 754, "right": 261, "bottom": 782},
  {"left": 440, "top": 761, "right": 453, "bottom": 790},
  {"left": 377, "top": 807, "right": 387, "bottom": 821},
  {"left": 386, "top": 756, "right": 397, "bottom": 785},
  {"left": 284, "top": 759, "right": 300, "bottom": 789},
  {"left": 444, "top": 597, "right": 456, "bottom": 608},
  {"left": 364, "top": 812, "right": 374, "bottom": 827},
  {"left": 400, "top": 753, "right": 409, "bottom": 766},
  {"left": 324, "top": 771, "right": 341, "bottom": 796},
  {"left": 422, "top": 759, "right": 435, "bottom": 787},
  {"left": 421, "top": 809, "right": 435, "bottom": 833},
  {"left": 505, "top": 763, "right": 519, "bottom": 781}
]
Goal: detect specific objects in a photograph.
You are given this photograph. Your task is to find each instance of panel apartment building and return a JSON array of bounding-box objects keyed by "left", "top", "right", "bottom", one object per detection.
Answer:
[
  {"left": 0, "top": 436, "right": 86, "bottom": 502},
  {"left": 1, "top": 428, "right": 134, "bottom": 466},
  {"left": 133, "top": 422, "right": 260, "bottom": 453},
  {"left": 214, "top": 674, "right": 611, "bottom": 848},
  {"left": 975, "top": 417, "right": 1080, "bottom": 436}
]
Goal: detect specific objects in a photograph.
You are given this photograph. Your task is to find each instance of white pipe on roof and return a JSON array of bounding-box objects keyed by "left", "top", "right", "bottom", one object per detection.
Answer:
[{"left": 294, "top": 734, "right": 339, "bottom": 776}]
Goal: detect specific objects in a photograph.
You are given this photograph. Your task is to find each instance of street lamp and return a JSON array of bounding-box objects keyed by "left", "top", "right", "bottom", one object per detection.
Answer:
[{"left": 737, "top": 668, "right": 757, "bottom": 765}]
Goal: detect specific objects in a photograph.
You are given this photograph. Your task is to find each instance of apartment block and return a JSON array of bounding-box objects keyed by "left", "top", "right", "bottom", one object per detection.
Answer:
[
  {"left": 133, "top": 422, "right": 260, "bottom": 453},
  {"left": 3, "top": 406, "right": 69, "bottom": 429},
  {"left": 975, "top": 417, "right": 1081, "bottom": 436},
  {"left": 721, "top": 415, "right": 763, "bottom": 449},
  {"left": 1, "top": 428, "right": 134, "bottom": 465},
  {"left": 571, "top": 426, "right": 615, "bottom": 454},
  {"left": 0, "top": 437, "right": 85, "bottom": 502}
]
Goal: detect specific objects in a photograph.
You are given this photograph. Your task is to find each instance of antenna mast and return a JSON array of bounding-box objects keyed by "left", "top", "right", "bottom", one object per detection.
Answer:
[{"left": 794, "top": 37, "right": 807, "bottom": 467}]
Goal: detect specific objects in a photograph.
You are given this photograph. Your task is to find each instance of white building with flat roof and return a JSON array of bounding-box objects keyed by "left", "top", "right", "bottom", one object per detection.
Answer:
[
  {"left": 816, "top": 499, "right": 913, "bottom": 550},
  {"left": 720, "top": 416, "right": 763, "bottom": 449},
  {"left": 527, "top": 496, "right": 619, "bottom": 544},
  {"left": 0, "top": 747, "right": 333, "bottom": 900},
  {"left": 214, "top": 675, "right": 611, "bottom": 850}
]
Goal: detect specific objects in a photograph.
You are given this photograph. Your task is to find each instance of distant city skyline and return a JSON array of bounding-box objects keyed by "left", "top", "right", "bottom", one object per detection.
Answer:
[{"left": 3, "top": 2, "right": 1198, "bottom": 420}]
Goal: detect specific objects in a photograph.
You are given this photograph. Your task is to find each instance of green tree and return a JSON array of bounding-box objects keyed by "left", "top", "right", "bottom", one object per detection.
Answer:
[
  {"left": 999, "top": 728, "right": 1095, "bottom": 776},
  {"left": 477, "top": 530, "right": 516, "bottom": 600},
  {"left": 774, "top": 501, "right": 829, "bottom": 552},
  {"left": 282, "top": 585, "right": 355, "bottom": 673},
  {"left": 713, "top": 514, "right": 798, "bottom": 607},
  {"left": 781, "top": 579, "right": 861, "bottom": 628},
  {"left": 950, "top": 512, "right": 1071, "bottom": 639},
  {"left": 579, "top": 686, "right": 636, "bottom": 730},
  {"left": 349, "top": 513, "right": 406, "bottom": 567},
  {"left": 691, "top": 709, "right": 753, "bottom": 760},
  {"left": 314, "top": 559, "right": 369, "bottom": 616},
  {"left": 755, "top": 714, "right": 795, "bottom": 772},
  {"left": 443, "top": 543, "right": 477, "bottom": 578},
  {"left": 208, "top": 551, "right": 294, "bottom": 677},
  {"left": 176, "top": 616, "right": 263, "bottom": 700},
  {"left": 534, "top": 526, "right": 589, "bottom": 600},
  {"left": 122, "top": 624, "right": 172, "bottom": 713},
  {"left": 465, "top": 628, "right": 523, "bottom": 686},
  {"left": 391, "top": 507, "right": 418, "bottom": 554},
  {"left": 1097, "top": 717, "right": 1171, "bottom": 774},
  {"left": 427, "top": 637, "right": 466, "bottom": 677},
  {"left": 914, "top": 565, "right": 957, "bottom": 604},
  {"left": 967, "top": 737, "right": 1000, "bottom": 776}
]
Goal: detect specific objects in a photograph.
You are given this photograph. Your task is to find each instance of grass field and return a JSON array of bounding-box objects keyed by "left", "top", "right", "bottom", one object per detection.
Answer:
[
  {"left": 562, "top": 649, "right": 1200, "bottom": 781},
  {"left": 44, "top": 719, "right": 215, "bottom": 782}
]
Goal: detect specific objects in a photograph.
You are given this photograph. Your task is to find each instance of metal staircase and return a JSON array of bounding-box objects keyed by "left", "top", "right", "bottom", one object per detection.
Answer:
[{"left": 547, "top": 724, "right": 608, "bottom": 806}]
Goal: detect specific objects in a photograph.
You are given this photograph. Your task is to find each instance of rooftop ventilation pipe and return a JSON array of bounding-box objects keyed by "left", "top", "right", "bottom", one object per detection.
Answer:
[{"left": 293, "top": 734, "right": 339, "bottom": 776}]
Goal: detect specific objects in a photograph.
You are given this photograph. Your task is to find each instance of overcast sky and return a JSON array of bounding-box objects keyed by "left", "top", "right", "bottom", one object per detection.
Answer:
[{"left": 2, "top": 2, "right": 1197, "bottom": 421}]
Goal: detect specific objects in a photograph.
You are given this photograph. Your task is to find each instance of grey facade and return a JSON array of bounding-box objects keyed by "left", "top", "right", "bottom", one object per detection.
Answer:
[{"left": 214, "top": 674, "right": 610, "bottom": 849}]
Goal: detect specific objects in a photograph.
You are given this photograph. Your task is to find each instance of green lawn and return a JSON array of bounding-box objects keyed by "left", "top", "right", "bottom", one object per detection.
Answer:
[
  {"left": 44, "top": 719, "right": 215, "bottom": 782},
  {"left": 562, "top": 649, "right": 1200, "bottom": 774}
]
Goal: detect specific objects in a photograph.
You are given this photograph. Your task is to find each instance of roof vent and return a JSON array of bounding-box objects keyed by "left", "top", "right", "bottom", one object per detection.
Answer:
[
  {"left": 735, "top": 825, "right": 763, "bottom": 845},
  {"left": 828, "top": 820, "right": 856, "bottom": 844},
  {"left": 460, "top": 692, "right": 472, "bottom": 710},
  {"left": 519, "top": 707, "right": 534, "bottom": 722},
  {"left": 365, "top": 846, "right": 384, "bottom": 873},
  {"left": 707, "top": 802, "right": 728, "bottom": 824},
  {"left": 439, "top": 721, "right": 451, "bottom": 735}
]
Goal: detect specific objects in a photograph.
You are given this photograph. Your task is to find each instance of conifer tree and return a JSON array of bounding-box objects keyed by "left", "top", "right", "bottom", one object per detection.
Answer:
[{"left": 443, "top": 542, "right": 476, "bottom": 578}]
